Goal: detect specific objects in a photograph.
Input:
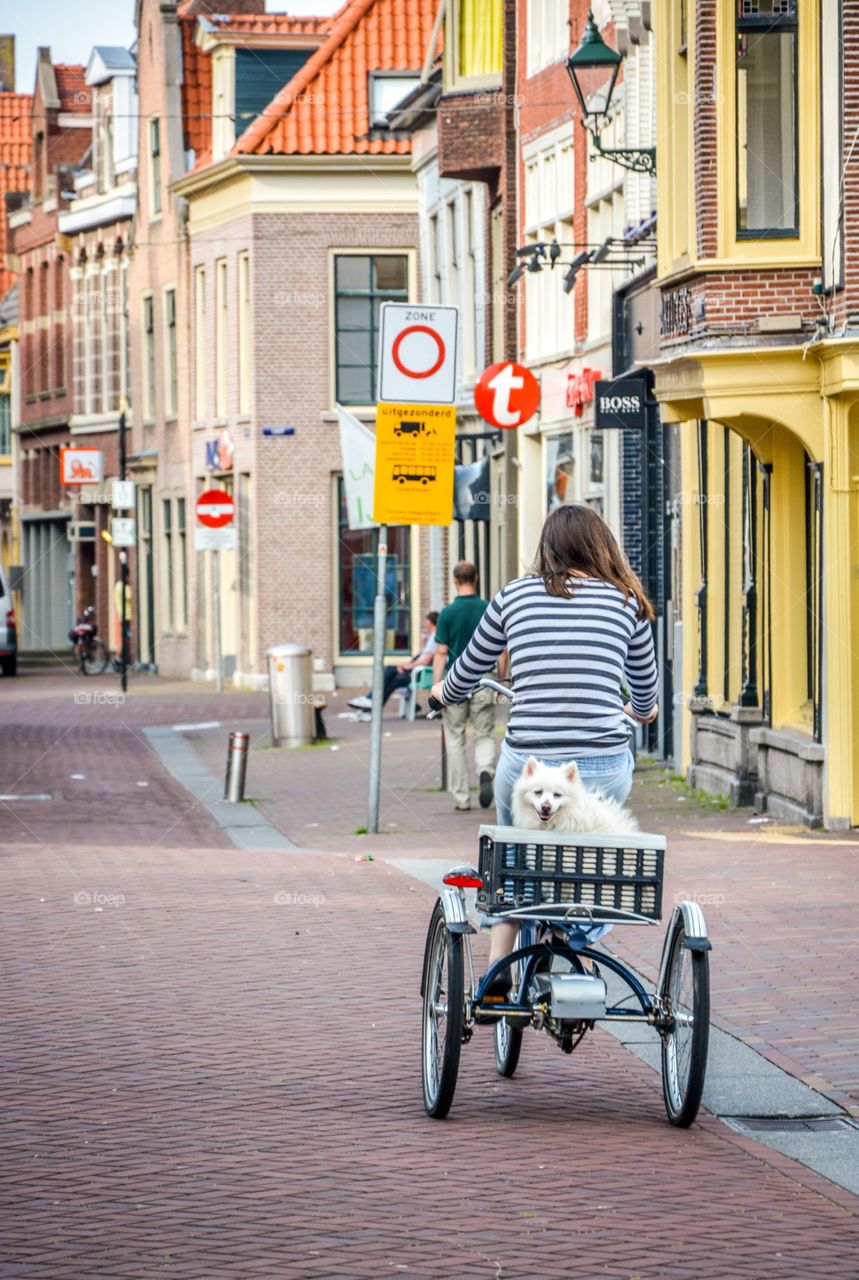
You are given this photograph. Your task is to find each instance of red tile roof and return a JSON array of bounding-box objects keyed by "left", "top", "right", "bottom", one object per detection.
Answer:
[
  {"left": 180, "top": 16, "right": 212, "bottom": 157},
  {"left": 0, "top": 93, "right": 32, "bottom": 167},
  {"left": 54, "top": 65, "right": 90, "bottom": 113},
  {"left": 234, "top": 0, "right": 439, "bottom": 157},
  {"left": 208, "top": 12, "right": 333, "bottom": 35},
  {"left": 0, "top": 92, "right": 32, "bottom": 298}
]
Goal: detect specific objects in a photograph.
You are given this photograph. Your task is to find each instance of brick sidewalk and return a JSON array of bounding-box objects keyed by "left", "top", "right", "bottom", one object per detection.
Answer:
[
  {"left": 185, "top": 697, "right": 859, "bottom": 1115},
  {"left": 4, "top": 838, "right": 859, "bottom": 1279}
]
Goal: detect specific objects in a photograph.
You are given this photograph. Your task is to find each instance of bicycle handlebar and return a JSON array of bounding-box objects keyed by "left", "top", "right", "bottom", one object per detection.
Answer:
[{"left": 425, "top": 676, "right": 513, "bottom": 720}]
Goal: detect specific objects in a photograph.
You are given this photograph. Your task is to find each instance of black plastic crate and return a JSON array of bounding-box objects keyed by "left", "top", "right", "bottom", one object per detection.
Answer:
[{"left": 476, "top": 825, "right": 665, "bottom": 920}]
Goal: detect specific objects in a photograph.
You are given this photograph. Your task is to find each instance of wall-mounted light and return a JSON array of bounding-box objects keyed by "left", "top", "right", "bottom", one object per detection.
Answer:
[
  {"left": 562, "top": 250, "right": 592, "bottom": 294},
  {"left": 565, "top": 11, "right": 656, "bottom": 175}
]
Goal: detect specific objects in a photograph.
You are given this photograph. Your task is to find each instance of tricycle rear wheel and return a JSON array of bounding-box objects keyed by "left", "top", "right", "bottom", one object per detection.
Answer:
[
  {"left": 421, "top": 902, "right": 465, "bottom": 1118},
  {"left": 660, "top": 915, "right": 710, "bottom": 1127}
]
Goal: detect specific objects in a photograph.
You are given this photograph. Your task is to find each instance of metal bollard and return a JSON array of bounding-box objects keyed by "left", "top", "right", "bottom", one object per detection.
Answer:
[{"left": 224, "top": 731, "right": 249, "bottom": 803}]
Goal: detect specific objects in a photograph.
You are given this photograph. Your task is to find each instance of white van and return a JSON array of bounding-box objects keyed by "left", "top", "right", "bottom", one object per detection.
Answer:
[{"left": 0, "top": 563, "right": 17, "bottom": 676}]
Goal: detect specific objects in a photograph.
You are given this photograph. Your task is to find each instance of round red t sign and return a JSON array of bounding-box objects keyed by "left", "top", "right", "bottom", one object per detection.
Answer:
[
  {"left": 196, "top": 489, "right": 235, "bottom": 528},
  {"left": 474, "top": 362, "right": 540, "bottom": 429}
]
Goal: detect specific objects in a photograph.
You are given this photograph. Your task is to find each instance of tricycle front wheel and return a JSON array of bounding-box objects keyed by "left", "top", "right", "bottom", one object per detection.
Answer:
[
  {"left": 659, "top": 914, "right": 710, "bottom": 1127},
  {"left": 421, "top": 902, "right": 465, "bottom": 1118}
]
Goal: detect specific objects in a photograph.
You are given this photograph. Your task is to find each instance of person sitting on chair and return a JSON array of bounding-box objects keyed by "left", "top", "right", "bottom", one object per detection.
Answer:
[{"left": 348, "top": 612, "right": 439, "bottom": 711}]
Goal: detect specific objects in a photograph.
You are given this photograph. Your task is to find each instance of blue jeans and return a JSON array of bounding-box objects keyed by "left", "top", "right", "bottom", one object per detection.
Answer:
[
  {"left": 493, "top": 739, "right": 635, "bottom": 827},
  {"left": 488, "top": 739, "right": 635, "bottom": 941}
]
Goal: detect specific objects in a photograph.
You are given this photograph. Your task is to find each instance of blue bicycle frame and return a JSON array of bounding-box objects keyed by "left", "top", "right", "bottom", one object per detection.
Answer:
[{"left": 473, "top": 919, "right": 655, "bottom": 1020}]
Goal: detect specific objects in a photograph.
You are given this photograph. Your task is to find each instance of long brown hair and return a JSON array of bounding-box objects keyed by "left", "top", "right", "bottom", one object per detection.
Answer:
[{"left": 534, "top": 504, "right": 655, "bottom": 621}]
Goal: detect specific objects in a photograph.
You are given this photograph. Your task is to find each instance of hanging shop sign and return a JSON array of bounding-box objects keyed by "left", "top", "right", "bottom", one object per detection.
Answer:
[
  {"left": 565, "top": 367, "right": 602, "bottom": 418},
  {"left": 474, "top": 361, "right": 540, "bottom": 429},
  {"left": 60, "top": 448, "right": 104, "bottom": 485},
  {"left": 593, "top": 377, "right": 648, "bottom": 429}
]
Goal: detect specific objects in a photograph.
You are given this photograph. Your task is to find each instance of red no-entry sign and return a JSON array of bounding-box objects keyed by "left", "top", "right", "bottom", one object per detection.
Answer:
[{"left": 196, "top": 489, "right": 235, "bottom": 528}]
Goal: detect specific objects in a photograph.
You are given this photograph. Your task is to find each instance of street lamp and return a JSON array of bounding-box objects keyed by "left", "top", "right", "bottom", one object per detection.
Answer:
[{"left": 565, "top": 11, "right": 656, "bottom": 175}]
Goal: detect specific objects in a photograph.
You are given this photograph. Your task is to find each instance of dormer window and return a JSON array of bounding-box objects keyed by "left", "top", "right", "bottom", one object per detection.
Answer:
[
  {"left": 210, "top": 41, "right": 318, "bottom": 161},
  {"left": 368, "top": 71, "right": 421, "bottom": 129}
]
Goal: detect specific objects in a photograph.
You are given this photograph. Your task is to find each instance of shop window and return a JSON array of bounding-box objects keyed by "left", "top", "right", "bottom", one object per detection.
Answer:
[
  {"left": 333, "top": 254, "right": 408, "bottom": 405},
  {"left": 337, "top": 478, "right": 411, "bottom": 655},
  {"left": 736, "top": 0, "right": 798, "bottom": 236},
  {"left": 546, "top": 433, "right": 575, "bottom": 510}
]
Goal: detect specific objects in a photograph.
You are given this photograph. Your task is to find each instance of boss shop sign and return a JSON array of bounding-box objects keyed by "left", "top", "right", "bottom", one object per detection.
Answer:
[{"left": 593, "top": 378, "right": 648, "bottom": 430}]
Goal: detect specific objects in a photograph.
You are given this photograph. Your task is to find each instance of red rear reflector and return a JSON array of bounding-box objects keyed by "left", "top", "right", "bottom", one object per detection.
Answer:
[
  {"left": 6, "top": 610, "right": 14, "bottom": 625},
  {"left": 443, "top": 874, "right": 483, "bottom": 889}
]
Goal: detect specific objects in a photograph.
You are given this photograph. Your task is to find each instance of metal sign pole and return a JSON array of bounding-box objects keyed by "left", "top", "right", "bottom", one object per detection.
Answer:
[
  {"left": 367, "top": 525, "right": 388, "bottom": 833},
  {"left": 118, "top": 400, "right": 128, "bottom": 693}
]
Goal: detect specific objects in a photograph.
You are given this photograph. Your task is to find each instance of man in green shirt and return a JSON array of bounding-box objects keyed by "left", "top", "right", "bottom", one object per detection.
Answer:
[{"left": 432, "top": 561, "right": 496, "bottom": 811}]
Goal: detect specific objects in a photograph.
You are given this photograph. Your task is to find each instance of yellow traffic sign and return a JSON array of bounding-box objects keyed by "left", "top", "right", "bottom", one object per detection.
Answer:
[{"left": 373, "top": 403, "right": 456, "bottom": 526}]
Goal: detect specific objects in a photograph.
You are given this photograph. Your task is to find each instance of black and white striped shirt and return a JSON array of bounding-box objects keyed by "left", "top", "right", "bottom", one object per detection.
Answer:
[{"left": 441, "top": 574, "right": 658, "bottom": 757}]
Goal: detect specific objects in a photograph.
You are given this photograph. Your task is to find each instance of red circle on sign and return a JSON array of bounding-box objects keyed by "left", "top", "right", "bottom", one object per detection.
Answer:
[
  {"left": 391, "top": 325, "right": 446, "bottom": 379},
  {"left": 474, "top": 361, "right": 540, "bottom": 429},
  {"left": 197, "top": 488, "right": 235, "bottom": 528}
]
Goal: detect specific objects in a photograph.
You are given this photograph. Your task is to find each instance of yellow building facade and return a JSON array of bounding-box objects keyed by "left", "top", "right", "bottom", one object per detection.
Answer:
[{"left": 654, "top": 0, "right": 859, "bottom": 827}]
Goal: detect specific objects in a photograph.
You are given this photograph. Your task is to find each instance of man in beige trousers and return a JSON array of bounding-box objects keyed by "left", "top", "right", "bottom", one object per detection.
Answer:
[{"left": 432, "top": 561, "right": 497, "bottom": 811}]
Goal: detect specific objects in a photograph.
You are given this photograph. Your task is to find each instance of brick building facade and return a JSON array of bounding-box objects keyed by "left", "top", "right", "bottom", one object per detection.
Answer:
[
  {"left": 8, "top": 49, "right": 91, "bottom": 651},
  {"left": 173, "top": 0, "right": 438, "bottom": 687}
]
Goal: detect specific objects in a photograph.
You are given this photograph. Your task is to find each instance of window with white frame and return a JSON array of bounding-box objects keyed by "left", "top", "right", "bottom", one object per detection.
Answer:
[
  {"left": 148, "top": 117, "right": 162, "bottom": 216},
  {"left": 142, "top": 293, "right": 155, "bottom": 420},
  {"left": 164, "top": 287, "right": 177, "bottom": 419},
  {"left": 194, "top": 266, "right": 206, "bottom": 420},
  {"left": 445, "top": 198, "right": 460, "bottom": 309},
  {"left": 237, "top": 251, "right": 250, "bottom": 416},
  {"left": 461, "top": 188, "right": 477, "bottom": 380},
  {"left": 523, "top": 126, "right": 575, "bottom": 362},
  {"left": 215, "top": 258, "right": 228, "bottom": 417},
  {"left": 586, "top": 114, "right": 625, "bottom": 344},
  {"left": 162, "top": 497, "right": 175, "bottom": 628},
  {"left": 427, "top": 212, "right": 442, "bottom": 303},
  {"left": 212, "top": 49, "right": 236, "bottom": 162},
  {"left": 527, "top": 0, "right": 570, "bottom": 76},
  {"left": 176, "top": 496, "right": 188, "bottom": 632},
  {"left": 94, "top": 89, "right": 114, "bottom": 194}
]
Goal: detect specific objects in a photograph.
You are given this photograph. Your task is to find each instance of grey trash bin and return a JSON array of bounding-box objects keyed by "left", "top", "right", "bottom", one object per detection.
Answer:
[{"left": 268, "top": 643, "right": 314, "bottom": 746}]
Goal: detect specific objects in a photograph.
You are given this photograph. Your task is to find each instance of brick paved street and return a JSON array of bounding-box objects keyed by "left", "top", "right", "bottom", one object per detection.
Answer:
[{"left": 3, "top": 667, "right": 859, "bottom": 1278}]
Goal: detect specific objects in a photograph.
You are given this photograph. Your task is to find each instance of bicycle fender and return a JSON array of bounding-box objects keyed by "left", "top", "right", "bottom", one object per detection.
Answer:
[{"left": 656, "top": 901, "right": 710, "bottom": 993}]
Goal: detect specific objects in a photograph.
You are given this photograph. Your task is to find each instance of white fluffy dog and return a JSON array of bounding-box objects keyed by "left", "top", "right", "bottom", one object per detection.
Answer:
[{"left": 511, "top": 756, "right": 638, "bottom": 834}]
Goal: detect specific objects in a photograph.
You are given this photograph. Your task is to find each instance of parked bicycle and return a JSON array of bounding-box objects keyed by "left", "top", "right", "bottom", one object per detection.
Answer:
[{"left": 70, "top": 606, "right": 108, "bottom": 676}]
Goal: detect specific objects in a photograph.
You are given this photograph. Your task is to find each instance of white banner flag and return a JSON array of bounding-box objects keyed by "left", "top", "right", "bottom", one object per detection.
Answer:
[{"left": 337, "top": 404, "right": 377, "bottom": 530}]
